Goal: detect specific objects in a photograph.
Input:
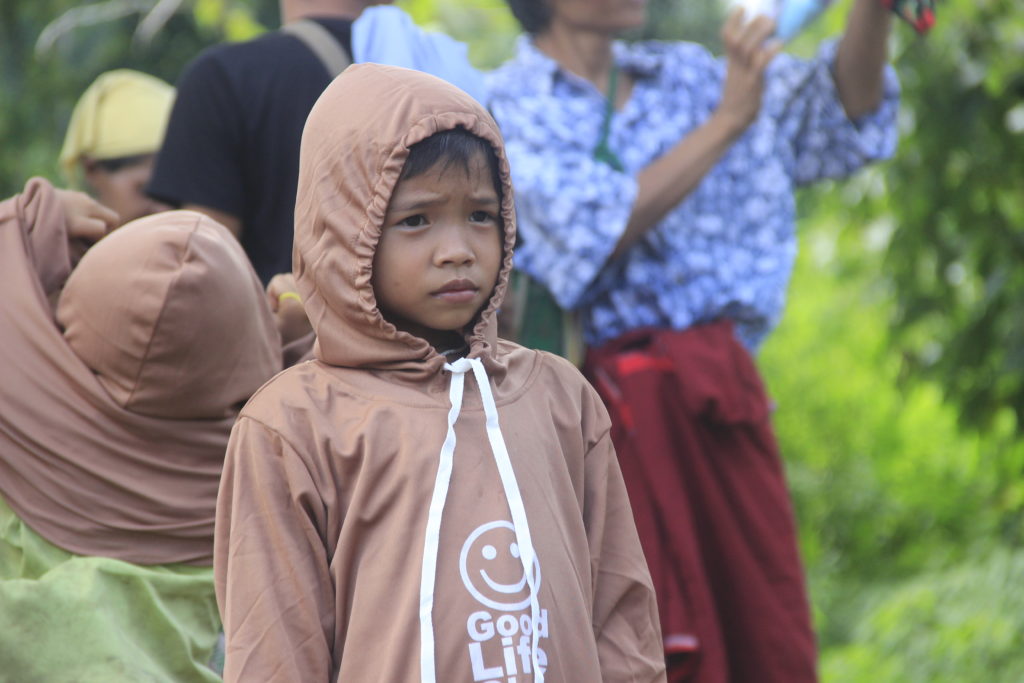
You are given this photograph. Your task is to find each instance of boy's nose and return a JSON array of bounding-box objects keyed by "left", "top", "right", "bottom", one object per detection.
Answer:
[{"left": 434, "top": 225, "right": 475, "bottom": 266}]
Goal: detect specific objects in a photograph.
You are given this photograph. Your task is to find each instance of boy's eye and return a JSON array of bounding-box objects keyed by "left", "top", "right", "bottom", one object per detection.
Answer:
[
  {"left": 398, "top": 214, "right": 428, "bottom": 228},
  {"left": 469, "top": 211, "right": 496, "bottom": 224}
]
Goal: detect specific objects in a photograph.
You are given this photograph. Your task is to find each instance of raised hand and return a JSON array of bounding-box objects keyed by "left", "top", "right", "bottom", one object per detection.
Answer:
[
  {"left": 54, "top": 188, "right": 119, "bottom": 244},
  {"left": 266, "top": 272, "right": 313, "bottom": 344},
  {"left": 715, "top": 8, "right": 784, "bottom": 135}
]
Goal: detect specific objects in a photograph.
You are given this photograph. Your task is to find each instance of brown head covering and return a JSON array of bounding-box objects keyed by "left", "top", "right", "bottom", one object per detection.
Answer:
[
  {"left": 293, "top": 63, "right": 517, "bottom": 385},
  {"left": 0, "top": 182, "right": 281, "bottom": 565},
  {"left": 58, "top": 212, "right": 277, "bottom": 419}
]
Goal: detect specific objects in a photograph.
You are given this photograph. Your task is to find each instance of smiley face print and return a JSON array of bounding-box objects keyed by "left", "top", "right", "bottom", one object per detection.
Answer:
[{"left": 459, "top": 520, "right": 542, "bottom": 611}]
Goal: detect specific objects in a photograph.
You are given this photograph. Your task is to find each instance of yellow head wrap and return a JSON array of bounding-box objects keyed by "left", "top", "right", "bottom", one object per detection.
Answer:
[{"left": 59, "top": 69, "right": 175, "bottom": 186}]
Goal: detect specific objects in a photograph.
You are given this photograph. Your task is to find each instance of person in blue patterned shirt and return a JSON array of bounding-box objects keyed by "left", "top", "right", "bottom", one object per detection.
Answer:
[{"left": 487, "top": 0, "right": 899, "bottom": 681}]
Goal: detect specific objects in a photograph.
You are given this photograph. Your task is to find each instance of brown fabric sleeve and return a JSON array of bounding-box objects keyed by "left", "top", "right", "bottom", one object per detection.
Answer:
[
  {"left": 11, "top": 177, "right": 73, "bottom": 299},
  {"left": 215, "top": 416, "right": 336, "bottom": 682},
  {"left": 583, "top": 396, "right": 668, "bottom": 682}
]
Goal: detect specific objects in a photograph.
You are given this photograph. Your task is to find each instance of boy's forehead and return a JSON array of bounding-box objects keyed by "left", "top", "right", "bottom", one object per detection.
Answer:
[
  {"left": 389, "top": 155, "right": 499, "bottom": 203},
  {"left": 395, "top": 141, "right": 500, "bottom": 187}
]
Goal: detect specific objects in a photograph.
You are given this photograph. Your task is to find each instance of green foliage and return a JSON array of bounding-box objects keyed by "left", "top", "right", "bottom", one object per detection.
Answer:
[
  {"left": 755, "top": 7, "right": 1024, "bottom": 672},
  {"left": 0, "top": 0, "right": 268, "bottom": 197},
  {"left": 821, "top": 549, "right": 1024, "bottom": 682},
  {"left": 637, "top": 0, "right": 726, "bottom": 47},
  {"left": 193, "top": 0, "right": 269, "bottom": 41},
  {"left": 873, "top": 0, "right": 1024, "bottom": 432},
  {"left": 760, "top": 192, "right": 1024, "bottom": 665},
  {"left": 397, "top": 0, "right": 727, "bottom": 68},
  {"left": 398, "top": 0, "right": 520, "bottom": 69}
]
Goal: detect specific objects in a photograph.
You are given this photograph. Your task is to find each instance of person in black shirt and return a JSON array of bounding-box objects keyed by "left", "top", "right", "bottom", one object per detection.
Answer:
[{"left": 148, "top": 0, "right": 389, "bottom": 284}]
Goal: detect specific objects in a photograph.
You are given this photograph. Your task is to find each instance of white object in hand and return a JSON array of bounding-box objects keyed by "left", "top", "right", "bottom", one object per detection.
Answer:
[{"left": 731, "top": 0, "right": 834, "bottom": 41}]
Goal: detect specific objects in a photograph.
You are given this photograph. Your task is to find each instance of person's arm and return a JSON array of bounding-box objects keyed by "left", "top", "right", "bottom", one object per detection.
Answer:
[
  {"left": 581, "top": 391, "right": 666, "bottom": 681},
  {"left": 215, "top": 416, "right": 335, "bottom": 682},
  {"left": 265, "top": 272, "right": 316, "bottom": 366},
  {"left": 834, "top": 0, "right": 893, "bottom": 120},
  {"left": 183, "top": 203, "right": 242, "bottom": 238},
  {"left": 490, "top": 16, "right": 778, "bottom": 309},
  {"left": 611, "top": 10, "right": 782, "bottom": 259}
]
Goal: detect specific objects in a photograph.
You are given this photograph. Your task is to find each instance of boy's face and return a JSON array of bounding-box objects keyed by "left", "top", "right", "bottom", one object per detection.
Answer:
[
  {"left": 83, "top": 154, "right": 170, "bottom": 226},
  {"left": 372, "top": 150, "right": 503, "bottom": 349},
  {"left": 547, "top": 0, "right": 648, "bottom": 34}
]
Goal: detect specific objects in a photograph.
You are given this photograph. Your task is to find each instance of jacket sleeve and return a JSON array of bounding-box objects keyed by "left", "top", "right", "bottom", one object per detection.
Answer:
[
  {"left": 2, "top": 178, "right": 74, "bottom": 298},
  {"left": 767, "top": 41, "right": 900, "bottom": 186},
  {"left": 583, "top": 394, "right": 667, "bottom": 682},
  {"left": 215, "top": 416, "right": 336, "bottom": 683}
]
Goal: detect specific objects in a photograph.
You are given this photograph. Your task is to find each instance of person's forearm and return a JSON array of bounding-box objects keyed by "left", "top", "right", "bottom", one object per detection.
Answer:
[
  {"left": 183, "top": 203, "right": 243, "bottom": 238},
  {"left": 609, "top": 9, "right": 779, "bottom": 260},
  {"left": 835, "top": 0, "right": 892, "bottom": 120},
  {"left": 612, "top": 112, "right": 742, "bottom": 259}
]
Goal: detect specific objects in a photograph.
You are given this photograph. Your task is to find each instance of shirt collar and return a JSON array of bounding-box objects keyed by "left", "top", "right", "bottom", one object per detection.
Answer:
[{"left": 512, "top": 35, "right": 662, "bottom": 97}]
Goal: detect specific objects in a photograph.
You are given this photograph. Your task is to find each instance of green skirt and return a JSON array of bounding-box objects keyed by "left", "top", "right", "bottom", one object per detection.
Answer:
[{"left": 0, "top": 496, "right": 222, "bottom": 682}]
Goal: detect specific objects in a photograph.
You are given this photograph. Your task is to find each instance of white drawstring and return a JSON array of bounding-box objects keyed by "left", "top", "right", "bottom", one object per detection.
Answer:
[
  {"left": 418, "top": 362, "right": 466, "bottom": 683},
  {"left": 467, "top": 359, "right": 543, "bottom": 681},
  {"left": 419, "top": 357, "right": 544, "bottom": 683}
]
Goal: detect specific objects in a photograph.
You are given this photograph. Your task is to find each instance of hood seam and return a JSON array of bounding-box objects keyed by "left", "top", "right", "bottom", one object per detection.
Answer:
[{"left": 122, "top": 220, "right": 199, "bottom": 410}]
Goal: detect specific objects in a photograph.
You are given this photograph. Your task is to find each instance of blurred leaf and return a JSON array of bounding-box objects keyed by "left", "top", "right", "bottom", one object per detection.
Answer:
[
  {"left": 822, "top": 550, "right": 1024, "bottom": 682},
  {"left": 0, "top": 0, "right": 269, "bottom": 197}
]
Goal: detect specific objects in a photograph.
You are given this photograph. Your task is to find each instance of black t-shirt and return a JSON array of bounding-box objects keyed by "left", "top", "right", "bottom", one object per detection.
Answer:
[{"left": 148, "top": 18, "right": 353, "bottom": 284}]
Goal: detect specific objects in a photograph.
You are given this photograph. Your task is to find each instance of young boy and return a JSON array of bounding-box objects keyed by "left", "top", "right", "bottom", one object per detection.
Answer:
[{"left": 214, "top": 64, "right": 666, "bottom": 682}]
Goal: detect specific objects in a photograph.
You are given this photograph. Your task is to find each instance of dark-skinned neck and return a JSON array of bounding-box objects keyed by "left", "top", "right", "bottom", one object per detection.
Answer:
[{"left": 533, "top": 23, "right": 617, "bottom": 95}]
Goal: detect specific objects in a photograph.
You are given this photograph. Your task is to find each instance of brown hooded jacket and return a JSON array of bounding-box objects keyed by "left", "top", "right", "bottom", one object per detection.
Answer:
[{"left": 214, "top": 64, "right": 665, "bottom": 682}]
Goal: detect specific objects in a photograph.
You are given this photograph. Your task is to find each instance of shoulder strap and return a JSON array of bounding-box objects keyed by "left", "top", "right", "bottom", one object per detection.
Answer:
[
  {"left": 281, "top": 19, "right": 352, "bottom": 79},
  {"left": 593, "top": 65, "right": 625, "bottom": 172}
]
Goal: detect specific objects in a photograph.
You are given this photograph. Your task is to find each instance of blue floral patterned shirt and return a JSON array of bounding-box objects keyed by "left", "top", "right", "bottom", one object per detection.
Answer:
[{"left": 486, "top": 37, "right": 899, "bottom": 348}]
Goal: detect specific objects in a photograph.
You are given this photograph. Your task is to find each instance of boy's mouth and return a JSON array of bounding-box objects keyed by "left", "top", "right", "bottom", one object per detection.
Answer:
[{"left": 432, "top": 279, "right": 478, "bottom": 303}]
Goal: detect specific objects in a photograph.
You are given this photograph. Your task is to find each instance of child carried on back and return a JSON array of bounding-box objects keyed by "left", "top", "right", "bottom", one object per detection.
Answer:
[
  {"left": 214, "top": 64, "right": 666, "bottom": 682},
  {"left": 0, "top": 181, "right": 281, "bottom": 680}
]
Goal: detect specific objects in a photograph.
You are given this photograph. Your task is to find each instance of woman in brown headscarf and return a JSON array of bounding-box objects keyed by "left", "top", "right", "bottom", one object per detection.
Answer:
[{"left": 0, "top": 178, "right": 282, "bottom": 681}]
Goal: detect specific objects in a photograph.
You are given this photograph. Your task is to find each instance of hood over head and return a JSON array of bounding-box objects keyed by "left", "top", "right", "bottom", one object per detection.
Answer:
[
  {"left": 57, "top": 210, "right": 281, "bottom": 419},
  {"left": 293, "top": 63, "right": 516, "bottom": 381}
]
